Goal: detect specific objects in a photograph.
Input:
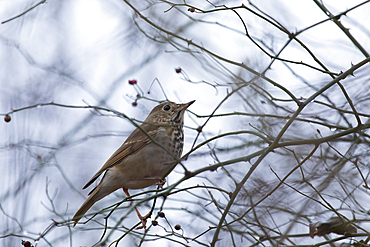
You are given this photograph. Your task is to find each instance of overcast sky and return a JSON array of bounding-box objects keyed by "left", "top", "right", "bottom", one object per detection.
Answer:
[{"left": 1, "top": 0, "right": 370, "bottom": 246}]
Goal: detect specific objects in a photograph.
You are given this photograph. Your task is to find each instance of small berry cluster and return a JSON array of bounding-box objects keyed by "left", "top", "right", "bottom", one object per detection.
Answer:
[
  {"left": 128, "top": 68, "right": 183, "bottom": 106},
  {"left": 128, "top": 79, "right": 139, "bottom": 106},
  {"left": 151, "top": 211, "right": 182, "bottom": 231}
]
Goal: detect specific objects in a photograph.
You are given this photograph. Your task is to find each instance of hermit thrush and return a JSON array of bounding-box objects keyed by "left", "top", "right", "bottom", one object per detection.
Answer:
[{"left": 72, "top": 100, "right": 195, "bottom": 228}]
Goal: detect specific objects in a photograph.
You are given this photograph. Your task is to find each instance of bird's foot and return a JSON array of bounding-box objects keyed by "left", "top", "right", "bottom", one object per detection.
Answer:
[
  {"left": 156, "top": 178, "right": 166, "bottom": 188},
  {"left": 135, "top": 211, "right": 151, "bottom": 230},
  {"left": 135, "top": 216, "right": 147, "bottom": 230}
]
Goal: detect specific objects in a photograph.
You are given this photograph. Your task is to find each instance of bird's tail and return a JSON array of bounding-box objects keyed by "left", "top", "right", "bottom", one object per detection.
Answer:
[{"left": 72, "top": 180, "right": 113, "bottom": 226}]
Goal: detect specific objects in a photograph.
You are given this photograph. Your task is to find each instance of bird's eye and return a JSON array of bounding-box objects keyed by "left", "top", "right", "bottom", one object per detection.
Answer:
[{"left": 163, "top": 105, "right": 171, "bottom": 111}]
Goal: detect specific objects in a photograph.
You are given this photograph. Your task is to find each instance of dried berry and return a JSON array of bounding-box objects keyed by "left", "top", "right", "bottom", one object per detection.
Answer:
[
  {"left": 128, "top": 79, "right": 137, "bottom": 85},
  {"left": 158, "top": 212, "right": 165, "bottom": 218},
  {"left": 188, "top": 7, "right": 195, "bottom": 12},
  {"left": 4, "top": 115, "right": 11, "bottom": 122},
  {"left": 174, "top": 224, "right": 181, "bottom": 230},
  {"left": 175, "top": 67, "right": 182, "bottom": 73},
  {"left": 132, "top": 102, "right": 138, "bottom": 107},
  {"left": 22, "top": 241, "right": 32, "bottom": 247},
  {"left": 152, "top": 220, "right": 158, "bottom": 226}
]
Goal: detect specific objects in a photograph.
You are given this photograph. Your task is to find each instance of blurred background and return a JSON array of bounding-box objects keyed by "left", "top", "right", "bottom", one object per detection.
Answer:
[{"left": 1, "top": 0, "right": 370, "bottom": 246}]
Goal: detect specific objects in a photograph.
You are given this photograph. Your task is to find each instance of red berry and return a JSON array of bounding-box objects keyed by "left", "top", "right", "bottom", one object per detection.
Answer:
[
  {"left": 22, "top": 241, "right": 32, "bottom": 247},
  {"left": 128, "top": 79, "right": 137, "bottom": 85},
  {"left": 132, "top": 102, "right": 138, "bottom": 107},
  {"left": 175, "top": 68, "right": 182, "bottom": 73},
  {"left": 4, "top": 115, "right": 11, "bottom": 122},
  {"left": 188, "top": 7, "right": 195, "bottom": 12}
]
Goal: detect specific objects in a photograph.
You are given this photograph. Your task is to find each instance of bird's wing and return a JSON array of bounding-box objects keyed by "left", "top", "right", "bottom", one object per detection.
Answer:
[{"left": 82, "top": 124, "right": 158, "bottom": 190}]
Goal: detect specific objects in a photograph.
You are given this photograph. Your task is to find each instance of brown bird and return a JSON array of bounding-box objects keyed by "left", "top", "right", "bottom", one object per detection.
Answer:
[{"left": 72, "top": 100, "right": 195, "bottom": 228}]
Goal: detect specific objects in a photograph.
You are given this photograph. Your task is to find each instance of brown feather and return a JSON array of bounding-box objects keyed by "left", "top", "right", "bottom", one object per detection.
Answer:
[
  {"left": 72, "top": 101, "right": 195, "bottom": 227},
  {"left": 73, "top": 172, "right": 121, "bottom": 226},
  {"left": 82, "top": 125, "right": 158, "bottom": 190}
]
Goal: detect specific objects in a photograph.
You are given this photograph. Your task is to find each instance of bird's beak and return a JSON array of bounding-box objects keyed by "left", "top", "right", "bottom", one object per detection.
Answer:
[
  {"left": 177, "top": 100, "right": 195, "bottom": 112},
  {"left": 185, "top": 100, "right": 195, "bottom": 108}
]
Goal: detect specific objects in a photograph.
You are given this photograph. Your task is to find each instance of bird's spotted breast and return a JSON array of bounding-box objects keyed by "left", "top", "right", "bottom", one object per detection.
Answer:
[
  {"left": 72, "top": 100, "right": 194, "bottom": 227},
  {"left": 172, "top": 126, "right": 184, "bottom": 158}
]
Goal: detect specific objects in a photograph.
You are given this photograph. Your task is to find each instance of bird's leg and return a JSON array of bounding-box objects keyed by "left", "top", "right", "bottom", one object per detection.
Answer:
[
  {"left": 156, "top": 178, "right": 166, "bottom": 189},
  {"left": 123, "top": 189, "right": 148, "bottom": 229}
]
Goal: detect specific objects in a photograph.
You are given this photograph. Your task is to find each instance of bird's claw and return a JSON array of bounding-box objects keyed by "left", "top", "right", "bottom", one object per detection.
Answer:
[
  {"left": 135, "top": 217, "right": 147, "bottom": 230},
  {"left": 156, "top": 178, "right": 166, "bottom": 188}
]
